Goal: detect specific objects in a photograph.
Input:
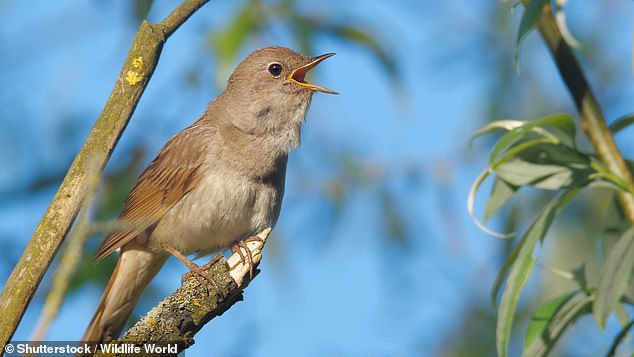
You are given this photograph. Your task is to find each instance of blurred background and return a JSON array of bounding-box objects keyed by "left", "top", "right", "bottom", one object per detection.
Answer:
[{"left": 1, "top": 0, "right": 633, "bottom": 355}]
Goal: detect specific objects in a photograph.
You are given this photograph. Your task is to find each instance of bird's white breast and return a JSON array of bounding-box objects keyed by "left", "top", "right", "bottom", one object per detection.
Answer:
[{"left": 149, "top": 168, "right": 278, "bottom": 257}]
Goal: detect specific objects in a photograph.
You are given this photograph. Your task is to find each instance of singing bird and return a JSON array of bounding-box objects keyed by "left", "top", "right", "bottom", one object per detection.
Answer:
[{"left": 82, "top": 46, "right": 335, "bottom": 342}]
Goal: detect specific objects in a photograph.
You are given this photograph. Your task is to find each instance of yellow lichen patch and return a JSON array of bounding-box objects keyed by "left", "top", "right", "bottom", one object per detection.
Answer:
[
  {"left": 132, "top": 56, "right": 143, "bottom": 69},
  {"left": 125, "top": 71, "right": 142, "bottom": 86},
  {"left": 191, "top": 298, "right": 203, "bottom": 307},
  {"left": 147, "top": 316, "right": 157, "bottom": 327}
]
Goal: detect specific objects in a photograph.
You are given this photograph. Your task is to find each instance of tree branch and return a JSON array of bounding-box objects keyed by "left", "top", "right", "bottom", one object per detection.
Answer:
[
  {"left": 533, "top": 2, "right": 634, "bottom": 222},
  {"left": 106, "top": 228, "right": 272, "bottom": 355},
  {"left": 0, "top": 0, "right": 209, "bottom": 348}
]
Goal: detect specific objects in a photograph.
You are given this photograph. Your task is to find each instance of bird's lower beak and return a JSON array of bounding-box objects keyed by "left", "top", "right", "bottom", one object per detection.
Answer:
[{"left": 289, "top": 53, "right": 337, "bottom": 94}]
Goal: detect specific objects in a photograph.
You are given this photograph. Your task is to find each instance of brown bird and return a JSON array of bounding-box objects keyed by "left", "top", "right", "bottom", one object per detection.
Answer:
[{"left": 82, "top": 46, "right": 335, "bottom": 343}]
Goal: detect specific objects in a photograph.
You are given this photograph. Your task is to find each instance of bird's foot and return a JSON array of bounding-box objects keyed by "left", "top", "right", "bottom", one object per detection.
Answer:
[
  {"left": 230, "top": 236, "right": 264, "bottom": 279},
  {"left": 165, "top": 246, "right": 226, "bottom": 298}
]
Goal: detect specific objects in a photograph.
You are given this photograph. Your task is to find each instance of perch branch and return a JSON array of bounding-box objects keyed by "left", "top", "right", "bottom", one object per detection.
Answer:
[
  {"left": 0, "top": 0, "right": 209, "bottom": 349},
  {"left": 105, "top": 228, "right": 272, "bottom": 355}
]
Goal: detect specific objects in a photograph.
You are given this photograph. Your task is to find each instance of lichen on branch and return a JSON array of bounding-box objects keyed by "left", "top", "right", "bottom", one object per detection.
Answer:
[{"left": 108, "top": 228, "right": 272, "bottom": 355}]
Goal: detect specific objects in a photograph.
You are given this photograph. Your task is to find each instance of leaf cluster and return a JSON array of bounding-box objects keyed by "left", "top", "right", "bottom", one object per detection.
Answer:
[{"left": 471, "top": 113, "right": 634, "bottom": 356}]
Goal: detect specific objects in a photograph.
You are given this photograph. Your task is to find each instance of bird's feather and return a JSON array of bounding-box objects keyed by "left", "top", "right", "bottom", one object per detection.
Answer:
[{"left": 95, "top": 121, "right": 213, "bottom": 259}]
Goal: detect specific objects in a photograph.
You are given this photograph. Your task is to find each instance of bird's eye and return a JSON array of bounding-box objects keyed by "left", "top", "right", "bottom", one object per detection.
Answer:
[{"left": 268, "top": 63, "right": 282, "bottom": 76}]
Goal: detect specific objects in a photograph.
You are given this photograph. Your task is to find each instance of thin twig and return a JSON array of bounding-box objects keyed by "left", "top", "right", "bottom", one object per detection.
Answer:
[
  {"left": 533, "top": 2, "right": 634, "bottom": 222},
  {"left": 30, "top": 158, "right": 103, "bottom": 341}
]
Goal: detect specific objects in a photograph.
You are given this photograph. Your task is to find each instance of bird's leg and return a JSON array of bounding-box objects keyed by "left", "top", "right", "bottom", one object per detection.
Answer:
[
  {"left": 230, "top": 235, "right": 265, "bottom": 279},
  {"left": 164, "top": 246, "right": 225, "bottom": 298},
  {"left": 201, "top": 253, "right": 225, "bottom": 270}
]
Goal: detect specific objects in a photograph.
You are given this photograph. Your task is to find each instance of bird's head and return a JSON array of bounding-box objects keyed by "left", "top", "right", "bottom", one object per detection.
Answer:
[{"left": 221, "top": 46, "right": 336, "bottom": 150}]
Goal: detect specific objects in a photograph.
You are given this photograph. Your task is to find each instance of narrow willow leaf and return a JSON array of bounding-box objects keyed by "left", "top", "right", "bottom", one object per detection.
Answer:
[
  {"left": 498, "top": 257, "right": 537, "bottom": 357},
  {"left": 594, "top": 226, "right": 634, "bottom": 330},
  {"left": 614, "top": 303, "right": 630, "bottom": 327},
  {"left": 524, "top": 291, "right": 578, "bottom": 353},
  {"left": 490, "top": 128, "right": 536, "bottom": 165},
  {"left": 468, "top": 170, "right": 515, "bottom": 238},
  {"left": 523, "top": 295, "right": 593, "bottom": 357},
  {"left": 609, "top": 114, "right": 634, "bottom": 135},
  {"left": 520, "top": 114, "right": 575, "bottom": 145},
  {"left": 534, "top": 142, "right": 588, "bottom": 166},
  {"left": 496, "top": 159, "right": 573, "bottom": 189},
  {"left": 494, "top": 142, "right": 593, "bottom": 191},
  {"left": 515, "top": 0, "right": 549, "bottom": 70},
  {"left": 490, "top": 194, "right": 569, "bottom": 309},
  {"left": 484, "top": 178, "right": 518, "bottom": 224},
  {"left": 490, "top": 114, "right": 574, "bottom": 165},
  {"left": 470, "top": 114, "right": 574, "bottom": 162},
  {"left": 525, "top": 113, "right": 575, "bottom": 143},
  {"left": 496, "top": 189, "right": 579, "bottom": 357},
  {"left": 468, "top": 120, "right": 525, "bottom": 156},
  {"left": 491, "top": 138, "right": 551, "bottom": 168}
]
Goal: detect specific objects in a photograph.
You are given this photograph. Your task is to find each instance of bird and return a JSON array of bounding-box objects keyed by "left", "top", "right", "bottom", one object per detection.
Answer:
[{"left": 81, "top": 46, "right": 335, "bottom": 343}]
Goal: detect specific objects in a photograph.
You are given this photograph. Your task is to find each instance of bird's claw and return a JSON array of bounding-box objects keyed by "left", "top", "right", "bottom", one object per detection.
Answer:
[{"left": 230, "top": 236, "right": 264, "bottom": 279}]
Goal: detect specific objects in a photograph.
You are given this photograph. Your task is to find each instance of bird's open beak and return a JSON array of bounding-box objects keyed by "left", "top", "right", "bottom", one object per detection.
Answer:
[{"left": 289, "top": 53, "right": 337, "bottom": 94}]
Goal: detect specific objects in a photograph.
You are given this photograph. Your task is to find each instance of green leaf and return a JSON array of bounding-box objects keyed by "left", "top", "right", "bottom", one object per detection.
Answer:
[
  {"left": 496, "top": 159, "right": 575, "bottom": 189},
  {"left": 496, "top": 188, "right": 579, "bottom": 357},
  {"left": 469, "top": 114, "right": 575, "bottom": 160},
  {"left": 468, "top": 120, "right": 524, "bottom": 159},
  {"left": 468, "top": 169, "right": 515, "bottom": 238},
  {"left": 525, "top": 114, "right": 575, "bottom": 141},
  {"left": 470, "top": 120, "right": 525, "bottom": 145},
  {"left": 488, "top": 114, "right": 575, "bottom": 165},
  {"left": 531, "top": 142, "right": 587, "bottom": 166},
  {"left": 609, "top": 113, "right": 634, "bottom": 135},
  {"left": 484, "top": 178, "right": 519, "bottom": 224},
  {"left": 515, "top": 0, "right": 549, "bottom": 70},
  {"left": 497, "top": 256, "right": 537, "bottom": 357},
  {"left": 523, "top": 294, "right": 593, "bottom": 357},
  {"left": 490, "top": 129, "right": 541, "bottom": 165},
  {"left": 593, "top": 225, "right": 634, "bottom": 330},
  {"left": 524, "top": 291, "right": 578, "bottom": 350},
  {"left": 493, "top": 144, "right": 592, "bottom": 191},
  {"left": 469, "top": 115, "right": 580, "bottom": 237},
  {"left": 494, "top": 140, "right": 593, "bottom": 190},
  {"left": 520, "top": 113, "right": 575, "bottom": 147},
  {"left": 613, "top": 302, "right": 630, "bottom": 327}
]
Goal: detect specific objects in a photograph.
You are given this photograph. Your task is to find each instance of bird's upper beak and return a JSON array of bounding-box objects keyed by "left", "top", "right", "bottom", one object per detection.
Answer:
[{"left": 289, "top": 53, "right": 337, "bottom": 94}]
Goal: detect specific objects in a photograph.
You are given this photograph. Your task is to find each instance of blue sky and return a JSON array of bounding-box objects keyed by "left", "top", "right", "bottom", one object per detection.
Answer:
[{"left": 1, "top": 0, "right": 633, "bottom": 356}]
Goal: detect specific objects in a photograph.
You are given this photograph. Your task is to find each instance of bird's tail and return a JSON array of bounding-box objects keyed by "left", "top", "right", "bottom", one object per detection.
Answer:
[{"left": 81, "top": 249, "right": 167, "bottom": 344}]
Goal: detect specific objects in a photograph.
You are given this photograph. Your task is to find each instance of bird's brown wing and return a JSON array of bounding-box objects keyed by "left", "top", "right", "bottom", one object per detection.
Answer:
[{"left": 95, "top": 123, "right": 212, "bottom": 260}]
